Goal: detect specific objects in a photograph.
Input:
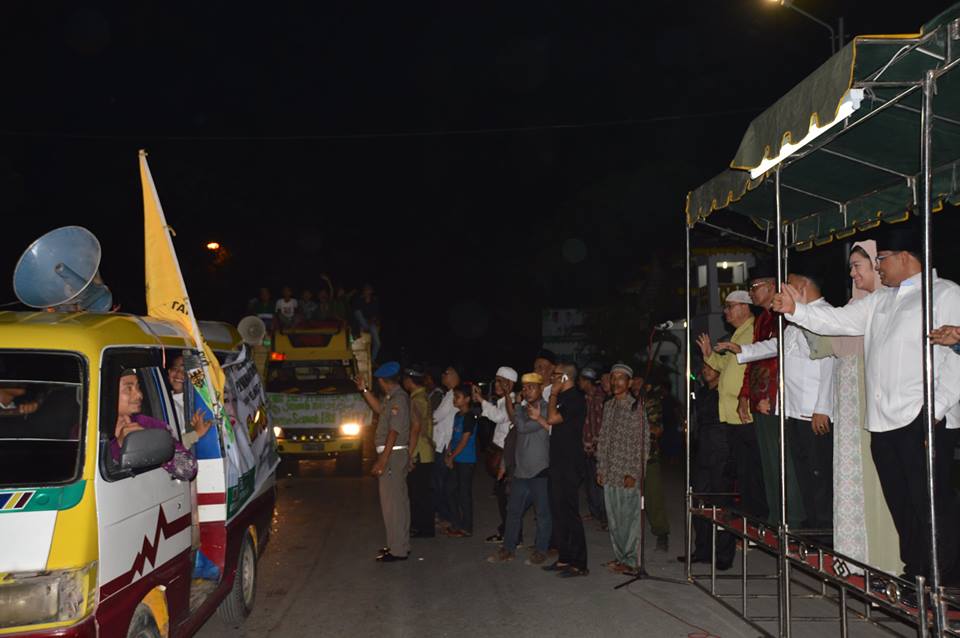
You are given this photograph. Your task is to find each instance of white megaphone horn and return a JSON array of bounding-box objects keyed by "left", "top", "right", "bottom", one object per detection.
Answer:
[
  {"left": 13, "top": 226, "right": 113, "bottom": 312},
  {"left": 238, "top": 315, "right": 267, "bottom": 346}
]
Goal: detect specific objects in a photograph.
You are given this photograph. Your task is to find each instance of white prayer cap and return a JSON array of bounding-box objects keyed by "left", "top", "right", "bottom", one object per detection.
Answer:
[{"left": 495, "top": 366, "right": 518, "bottom": 382}]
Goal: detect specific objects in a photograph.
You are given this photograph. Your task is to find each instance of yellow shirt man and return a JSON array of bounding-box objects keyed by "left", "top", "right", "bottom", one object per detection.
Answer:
[{"left": 706, "top": 315, "right": 755, "bottom": 425}]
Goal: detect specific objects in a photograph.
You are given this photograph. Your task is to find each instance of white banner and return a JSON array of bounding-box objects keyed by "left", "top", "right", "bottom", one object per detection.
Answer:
[{"left": 268, "top": 392, "right": 370, "bottom": 429}]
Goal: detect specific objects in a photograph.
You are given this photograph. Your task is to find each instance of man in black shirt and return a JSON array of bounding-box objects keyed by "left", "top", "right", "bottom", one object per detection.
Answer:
[
  {"left": 539, "top": 362, "right": 589, "bottom": 577},
  {"left": 681, "top": 362, "right": 735, "bottom": 569}
]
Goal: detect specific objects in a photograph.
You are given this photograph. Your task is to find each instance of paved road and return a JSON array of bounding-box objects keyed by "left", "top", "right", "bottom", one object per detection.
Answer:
[{"left": 195, "top": 459, "right": 911, "bottom": 638}]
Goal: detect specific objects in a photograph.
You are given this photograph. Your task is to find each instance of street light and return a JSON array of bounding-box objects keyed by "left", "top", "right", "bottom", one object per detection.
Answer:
[
  {"left": 205, "top": 241, "right": 221, "bottom": 251},
  {"left": 767, "top": 0, "right": 844, "bottom": 55}
]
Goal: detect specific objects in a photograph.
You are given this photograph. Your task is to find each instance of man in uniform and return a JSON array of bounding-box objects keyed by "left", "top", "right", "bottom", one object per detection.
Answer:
[{"left": 357, "top": 361, "right": 411, "bottom": 562}]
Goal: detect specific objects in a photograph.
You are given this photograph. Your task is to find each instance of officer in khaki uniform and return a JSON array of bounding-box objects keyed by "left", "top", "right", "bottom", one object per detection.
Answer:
[{"left": 357, "top": 361, "right": 411, "bottom": 561}]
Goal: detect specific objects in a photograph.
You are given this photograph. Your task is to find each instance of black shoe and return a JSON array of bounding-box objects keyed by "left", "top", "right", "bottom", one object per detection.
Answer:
[
  {"left": 557, "top": 566, "right": 589, "bottom": 578},
  {"left": 716, "top": 561, "right": 733, "bottom": 571},
  {"left": 485, "top": 533, "right": 503, "bottom": 544},
  {"left": 677, "top": 554, "right": 710, "bottom": 564},
  {"left": 376, "top": 547, "right": 390, "bottom": 558},
  {"left": 656, "top": 534, "right": 669, "bottom": 552},
  {"left": 377, "top": 552, "right": 409, "bottom": 563},
  {"left": 542, "top": 561, "right": 569, "bottom": 572}
]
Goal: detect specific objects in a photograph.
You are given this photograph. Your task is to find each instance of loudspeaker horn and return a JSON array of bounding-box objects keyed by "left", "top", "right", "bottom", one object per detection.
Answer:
[
  {"left": 238, "top": 315, "right": 267, "bottom": 346},
  {"left": 13, "top": 226, "right": 113, "bottom": 312}
]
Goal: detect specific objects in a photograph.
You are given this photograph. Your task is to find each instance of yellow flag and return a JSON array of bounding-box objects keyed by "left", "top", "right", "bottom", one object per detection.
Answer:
[{"left": 140, "top": 150, "right": 226, "bottom": 399}]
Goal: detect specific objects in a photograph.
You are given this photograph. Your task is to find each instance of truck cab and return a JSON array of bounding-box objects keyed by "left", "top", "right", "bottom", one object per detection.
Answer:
[{"left": 267, "top": 320, "right": 371, "bottom": 475}]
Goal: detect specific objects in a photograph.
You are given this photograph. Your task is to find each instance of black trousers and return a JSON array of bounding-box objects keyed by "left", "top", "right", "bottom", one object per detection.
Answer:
[
  {"left": 408, "top": 461, "right": 435, "bottom": 536},
  {"left": 549, "top": 462, "right": 588, "bottom": 570},
  {"left": 584, "top": 454, "right": 607, "bottom": 523},
  {"left": 786, "top": 417, "right": 834, "bottom": 532},
  {"left": 871, "top": 415, "right": 960, "bottom": 581},
  {"left": 692, "top": 423, "right": 736, "bottom": 565},
  {"left": 446, "top": 462, "right": 475, "bottom": 534},
  {"left": 726, "top": 423, "right": 769, "bottom": 521},
  {"left": 495, "top": 476, "right": 508, "bottom": 534}
]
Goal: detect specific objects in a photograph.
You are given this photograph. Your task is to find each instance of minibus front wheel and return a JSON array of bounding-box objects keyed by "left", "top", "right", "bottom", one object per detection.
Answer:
[{"left": 218, "top": 530, "right": 257, "bottom": 624}]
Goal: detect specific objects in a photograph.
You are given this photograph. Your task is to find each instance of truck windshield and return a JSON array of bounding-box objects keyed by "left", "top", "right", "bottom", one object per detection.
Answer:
[
  {"left": 266, "top": 363, "right": 356, "bottom": 395},
  {"left": 0, "top": 352, "right": 86, "bottom": 487}
]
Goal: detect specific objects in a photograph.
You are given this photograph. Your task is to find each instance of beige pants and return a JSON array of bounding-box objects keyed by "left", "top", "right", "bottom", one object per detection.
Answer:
[{"left": 379, "top": 450, "right": 410, "bottom": 556}]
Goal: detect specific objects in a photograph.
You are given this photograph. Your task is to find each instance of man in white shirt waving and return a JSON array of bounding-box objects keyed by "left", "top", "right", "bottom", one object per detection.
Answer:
[
  {"left": 773, "top": 223, "right": 960, "bottom": 584},
  {"left": 720, "top": 268, "right": 834, "bottom": 534},
  {"left": 474, "top": 366, "right": 518, "bottom": 543}
]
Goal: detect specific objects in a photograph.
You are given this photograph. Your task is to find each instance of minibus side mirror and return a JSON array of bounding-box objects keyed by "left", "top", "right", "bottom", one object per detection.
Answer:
[{"left": 121, "top": 428, "right": 175, "bottom": 473}]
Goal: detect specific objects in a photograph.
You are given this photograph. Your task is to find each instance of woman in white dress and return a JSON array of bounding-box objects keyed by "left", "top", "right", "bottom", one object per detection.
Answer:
[{"left": 809, "top": 240, "right": 901, "bottom": 574}]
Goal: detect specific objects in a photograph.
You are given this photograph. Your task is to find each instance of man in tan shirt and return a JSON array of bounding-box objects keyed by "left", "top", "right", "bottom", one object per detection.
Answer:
[{"left": 696, "top": 290, "right": 767, "bottom": 519}]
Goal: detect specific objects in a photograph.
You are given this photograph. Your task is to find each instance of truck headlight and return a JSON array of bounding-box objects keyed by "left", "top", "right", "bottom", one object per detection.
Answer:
[
  {"left": 340, "top": 422, "right": 361, "bottom": 436},
  {"left": 273, "top": 426, "right": 283, "bottom": 439},
  {"left": 0, "top": 562, "right": 97, "bottom": 629}
]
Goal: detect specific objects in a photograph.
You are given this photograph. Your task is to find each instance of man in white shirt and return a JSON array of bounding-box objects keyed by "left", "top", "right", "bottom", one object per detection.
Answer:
[
  {"left": 274, "top": 285, "right": 299, "bottom": 330},
  {"left": 475, "top": 366, "right": 518, "bottom": 543},
  {"left": 721, "top": 270, "right": 834, "bottom": 533},
  {"left": 774, "top": 225, "right": 960, "bottom": 583},
  {"left": 431, "top": 365, "right": 461, "bottom": 528}
]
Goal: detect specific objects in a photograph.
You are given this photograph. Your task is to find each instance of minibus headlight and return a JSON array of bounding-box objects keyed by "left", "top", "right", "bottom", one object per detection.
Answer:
[
  {"left": 339, "top": 422, "right": 361, "bottom": 436},
  {"left": 0, "top": 562, "right": 97, "bottom": 629}
]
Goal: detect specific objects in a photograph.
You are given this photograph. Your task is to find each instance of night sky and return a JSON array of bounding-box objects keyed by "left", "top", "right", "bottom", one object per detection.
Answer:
[{"left": 0, "top": 1, "right": 950, "bottom": 375}]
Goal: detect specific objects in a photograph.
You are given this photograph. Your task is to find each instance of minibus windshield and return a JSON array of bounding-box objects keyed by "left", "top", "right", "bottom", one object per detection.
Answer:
[{"left": 0, "top": 352, "right": 85, "bottom": 487}]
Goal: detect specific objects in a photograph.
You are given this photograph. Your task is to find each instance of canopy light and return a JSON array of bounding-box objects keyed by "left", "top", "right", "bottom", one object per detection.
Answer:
[
  {"left": 206, "top": 242, "right": 221, "bottom": 251},
  {"left": 749, "top": 89, "right": 863, "bottom": 179}
]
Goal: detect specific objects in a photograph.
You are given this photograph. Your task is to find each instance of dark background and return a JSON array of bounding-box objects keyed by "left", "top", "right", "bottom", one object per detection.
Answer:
[{"left": 0, "top": 1, "right": 952, "bottom": 376}]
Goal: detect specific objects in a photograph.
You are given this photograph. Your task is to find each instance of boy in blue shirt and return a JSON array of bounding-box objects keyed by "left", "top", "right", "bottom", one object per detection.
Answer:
[{"left": 445, "top": 384, "right": 478, "bottom": 537}]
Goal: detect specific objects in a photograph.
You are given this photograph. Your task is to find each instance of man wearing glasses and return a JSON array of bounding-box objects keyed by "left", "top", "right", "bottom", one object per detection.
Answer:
[
  {"left": 692, "top": 289, "right": 762, "bottom": 567},
  {"left": 774, "top": 222, "right": 960, "bottom": 586},
  {"left": 736, "top": 263, "right": 783, "bottom": 526}
]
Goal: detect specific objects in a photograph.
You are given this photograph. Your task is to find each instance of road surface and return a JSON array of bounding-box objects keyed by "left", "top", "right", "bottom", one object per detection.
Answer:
[{"left": 195, "top": 459, "right": 912, "bottom": 638}]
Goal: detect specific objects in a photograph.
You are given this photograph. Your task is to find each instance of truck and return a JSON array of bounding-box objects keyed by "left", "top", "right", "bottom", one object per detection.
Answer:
[{"left": 266, "top": 319, "right": 372, "bottom": 476}]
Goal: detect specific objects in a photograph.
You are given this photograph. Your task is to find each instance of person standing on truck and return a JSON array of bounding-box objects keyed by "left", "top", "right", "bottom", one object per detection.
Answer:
[
  {"left": 356, "top": 361, "right": 411, "bottom": 562},
  {"left": 275, "top": 286, "right": 299, "bottom": 332},
  {"left": 247, "top": 287, "right": 274, "bottom": 332},
  {"left": 351, "top": 283, "right": 381, "bottom": 361},
  {"left": 403, "top": 364, "right": 435, "bottom": 539}
]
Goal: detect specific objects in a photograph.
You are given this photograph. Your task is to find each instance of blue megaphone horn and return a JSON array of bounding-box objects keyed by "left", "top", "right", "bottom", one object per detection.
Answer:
[{"left": 13, "top": 226, "right": 113, "bottom": 312}]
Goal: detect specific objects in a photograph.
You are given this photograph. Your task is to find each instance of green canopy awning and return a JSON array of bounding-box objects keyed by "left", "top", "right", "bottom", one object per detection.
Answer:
[{"left": 686, "top": 4, "right": 960, "bottom": 247}]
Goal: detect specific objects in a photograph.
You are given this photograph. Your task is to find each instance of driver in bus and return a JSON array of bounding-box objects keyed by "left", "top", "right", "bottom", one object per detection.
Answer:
[
  {"left": 110, "top": 368, "right": 198, "bottom": 480},
  {"left": 0, "top": 385, "right": 39, "bottom": 416}
]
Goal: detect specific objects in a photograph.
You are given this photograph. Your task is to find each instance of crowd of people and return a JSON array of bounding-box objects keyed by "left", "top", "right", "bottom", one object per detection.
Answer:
[
  {"left": 689, "top": 220, "right": 960, "bottom": 596},
  {"left": 248, "top": 219, "right": 960, "bottom": 595},
  {"left": 246, "top": 278, "right": 382, "bottom": 359},
  {"left": 356, "top": 349, "right": 681, "bottom": 579}
]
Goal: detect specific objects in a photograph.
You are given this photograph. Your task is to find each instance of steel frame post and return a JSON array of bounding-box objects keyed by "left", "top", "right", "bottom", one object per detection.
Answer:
[
  {"left": 685, "top": 223, "right": 693, "bottom": 581},
  {"left": 918, "top": 68, "right": 944, "bottom": 636},
  {"left": 774, "top": 166, "right": 792, "bottom": 638}
]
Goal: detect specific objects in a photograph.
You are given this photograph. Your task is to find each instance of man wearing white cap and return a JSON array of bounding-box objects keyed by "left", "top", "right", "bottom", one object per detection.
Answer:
[
  {"left": 474, "top": 366, "right": 518, "bottom": 544},
  {"left": 696, "top": 289, "right": 767, "bottom": 521}
]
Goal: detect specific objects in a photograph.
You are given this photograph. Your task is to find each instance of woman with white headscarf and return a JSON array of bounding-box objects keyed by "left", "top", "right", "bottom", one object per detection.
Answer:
[{"left": 808, "top": 240, "right": 900, "bottom": 574}]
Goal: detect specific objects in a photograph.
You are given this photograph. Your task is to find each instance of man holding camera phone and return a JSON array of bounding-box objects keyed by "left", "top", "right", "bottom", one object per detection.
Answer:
[{"left": 536, "top": 363, "right": 589, "bottom": 577}]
